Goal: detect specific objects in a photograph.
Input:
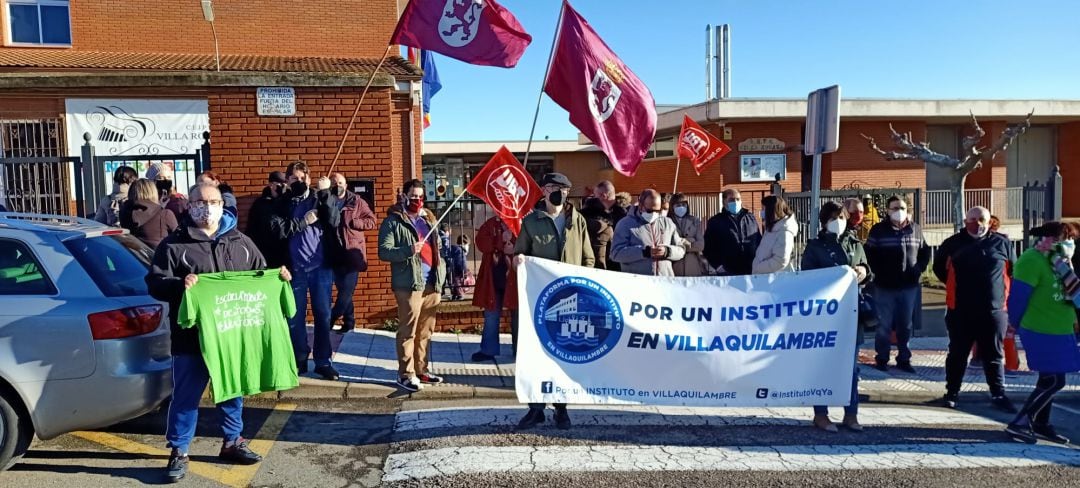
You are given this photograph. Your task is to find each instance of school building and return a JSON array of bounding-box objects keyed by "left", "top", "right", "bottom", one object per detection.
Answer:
[{"left": 0, "top": 0, "right": 422, "bottom": 326}]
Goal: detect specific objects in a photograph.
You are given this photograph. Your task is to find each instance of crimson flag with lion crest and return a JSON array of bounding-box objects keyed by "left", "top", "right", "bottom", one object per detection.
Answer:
[
  {"left": 465, "top": 146, "right": 541, "bottom": 236},
  {"left": 543, "top": 1, "right": 657, "bottom": 177},
  {"left": 677, "top": 115, "right": 732, "bottom": 175},
  {"left": 391, "top": 0, "right": 532, "bottom": 68}
]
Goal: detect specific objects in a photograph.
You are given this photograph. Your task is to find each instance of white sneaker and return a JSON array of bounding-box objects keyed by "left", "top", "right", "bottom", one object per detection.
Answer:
[{"left": 409, "top": 376, "right": 424, "bottom": 390}]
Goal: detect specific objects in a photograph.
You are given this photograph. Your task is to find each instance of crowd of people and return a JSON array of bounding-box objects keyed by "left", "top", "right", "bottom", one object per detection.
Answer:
[{"left": 82, "top": 163, "right": 1077, "bottom": 480}]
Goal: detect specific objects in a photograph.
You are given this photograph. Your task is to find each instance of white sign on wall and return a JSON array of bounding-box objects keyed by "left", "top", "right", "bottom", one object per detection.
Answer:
[
  {"left": 257, "top": 87, "right": 296, "bottom": 116},
  {"left": 65, "top": 98, "right": 209, "bottom": 157}
]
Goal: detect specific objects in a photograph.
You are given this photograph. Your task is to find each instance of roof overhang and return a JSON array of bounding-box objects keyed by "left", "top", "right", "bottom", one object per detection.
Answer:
[
  {"left": 424, "top": 140, "right": 601, "bottom": 155},
  {"left": 657, "top": 98, "right": 1080, "bottom": 134},
  {"left": 0, "top": 70, "right": 398, "bottom": 89}
]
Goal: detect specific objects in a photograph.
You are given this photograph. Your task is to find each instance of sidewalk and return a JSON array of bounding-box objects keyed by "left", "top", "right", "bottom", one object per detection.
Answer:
[{"left": 276, "top": 328, "right": 1080, "bottom": 404}]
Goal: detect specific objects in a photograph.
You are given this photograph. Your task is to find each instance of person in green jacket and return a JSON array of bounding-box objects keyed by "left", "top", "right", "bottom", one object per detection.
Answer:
[
  {"left": 377, "top": 179, "right": 447, "bottom": 393},
  {"left": 514, "top": 172, "right": 594, "bottom": 431},
  {"left": 801, "top": 199, "right": 873, "bottom": 433}
]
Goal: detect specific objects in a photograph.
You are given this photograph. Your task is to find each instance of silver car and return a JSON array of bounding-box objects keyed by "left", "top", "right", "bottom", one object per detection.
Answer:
[{"left": 0, "top": 213, "right": 171, "bottom": 470}]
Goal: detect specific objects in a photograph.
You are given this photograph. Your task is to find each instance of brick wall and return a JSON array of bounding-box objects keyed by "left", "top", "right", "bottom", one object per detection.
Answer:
[
  {"left": 1060, "top": 122, "right": 1080, "bottom": 217},
  {"left": 0, "top": 96, "right": 63, "bottom": 118},
  {"left": 31, "top": 0, "right": 398, "bottom": 58},
  {"left": 208, "top": 85, "right": 405, "bottom": 326}
]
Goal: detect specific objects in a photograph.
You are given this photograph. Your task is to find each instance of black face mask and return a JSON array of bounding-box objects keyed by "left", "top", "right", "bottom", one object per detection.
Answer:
[
  {"left": 330, "top": 186, "right": 343, "bottom": 197},
  {"left": 290, "top": 181, "right": 308, "bottom": 196},
  {"left": 548, "top": 190, "right": 565, "bottom": 206},
  {"left": 155, "top": 179, "right": 173, "bottom": 194}
]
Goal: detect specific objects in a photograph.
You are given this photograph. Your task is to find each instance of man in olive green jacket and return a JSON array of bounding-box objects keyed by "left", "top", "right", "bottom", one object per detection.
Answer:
[
  {"left": 377, "top": 179, "right": 447, "bottom": 393},
  {"left": 514, "top": 172, "right": 594, "bottom": 432}
]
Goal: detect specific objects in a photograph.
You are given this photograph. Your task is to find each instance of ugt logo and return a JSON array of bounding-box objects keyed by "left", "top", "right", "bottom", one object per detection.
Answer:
[
  {"left": 681, "top": 127, "right": 710, "bottom": 158},
  {"left": 439, "top": 0, "right": 485, "bottom": 47},
  {"left": 485, "top": 166, "right": 529, "bottom": 219}
]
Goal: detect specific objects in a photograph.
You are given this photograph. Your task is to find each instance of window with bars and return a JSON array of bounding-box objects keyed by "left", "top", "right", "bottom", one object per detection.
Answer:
[
  {"left": 4, "top": 0, "right": 71, "bottom": 46},
  {"left": 0, "top": 118, "right": 71, "bottom": 214}
]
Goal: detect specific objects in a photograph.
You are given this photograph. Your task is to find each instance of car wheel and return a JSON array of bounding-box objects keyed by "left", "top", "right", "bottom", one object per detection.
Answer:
[{"left": 0, "top": 390, "right": 32, "bottom": 471}]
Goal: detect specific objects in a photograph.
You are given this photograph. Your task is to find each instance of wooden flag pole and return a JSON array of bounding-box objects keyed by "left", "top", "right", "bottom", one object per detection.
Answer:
[
  {"left": 327, "top": 44, "right": 394, "bottom": 176},
  {"left": 672, "top": 156, "right": 682, "bottom": 195},
  {"left": 522, "top": 2, "right": 566, "bottom": 167},
  {"left": 421, "top": 190, "right": 469, "bottom": 243}
]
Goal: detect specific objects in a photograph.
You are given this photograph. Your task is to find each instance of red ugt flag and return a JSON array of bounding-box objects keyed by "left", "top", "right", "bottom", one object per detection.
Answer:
[
  {"left": 543, "top": 1, "right": 657, "bottom": 177},
  {"left": 391, "top": 0, "right": 532, "bottom": 68},
  {"left": 465, "top": 146, "right": 541, "bottom": 236},
  {"left": 677, "top": 115, "right": 732, "bottom": 175}
]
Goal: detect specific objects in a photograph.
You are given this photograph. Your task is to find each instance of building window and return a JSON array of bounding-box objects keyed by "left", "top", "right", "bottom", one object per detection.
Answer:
[
  {"left": 5, "top": 0, "right": 71, "bottom": 46},
  {"left": 644, "top": 136, "right": 675, "bottom": 160}
]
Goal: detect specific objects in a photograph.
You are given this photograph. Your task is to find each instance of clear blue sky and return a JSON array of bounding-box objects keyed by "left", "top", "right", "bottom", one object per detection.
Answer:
[{"left": 419, "top": 0, "right": 1080, "bottom": 142}]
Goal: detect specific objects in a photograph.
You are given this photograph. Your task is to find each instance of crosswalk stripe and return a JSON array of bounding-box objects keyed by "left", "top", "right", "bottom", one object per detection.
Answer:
[
  {"left": 393, "top": 405, "right": 1000, "bottom": 433},
  {"left": 383, "top": 443, "right": 1080, "bottom": 482}
]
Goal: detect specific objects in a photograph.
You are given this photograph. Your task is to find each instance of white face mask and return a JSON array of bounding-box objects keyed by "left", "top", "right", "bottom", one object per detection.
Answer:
[
  {"left": 641, "top": 211, "right": 659, "bottom": 223},
  {"left": 461, "top": 245, "right": 470, "bottom": 255},
  {"left": 189, "top": 203, "right": 224, "bottom": 229},
  {"left": 1062, "top": 239, "right": 1076, "bottom": 259},
  {"left": 673, "top": 206, "right": 688, "bottom": 218},
  {"left": 889, "top": 209, "right": 908, "bottom": 224},
  {"left": 827, "top": 218, "right": 846, "bottom": 235}
]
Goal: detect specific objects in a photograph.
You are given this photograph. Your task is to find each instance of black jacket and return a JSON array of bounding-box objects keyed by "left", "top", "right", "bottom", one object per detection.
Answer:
[
  {"left": 120, "top": 199, "right": 178, "bottom": 249},
  {"left": 580, "top": 197, "right": 627, "bottom": 271},
  {"left": 246, "top": 189, "right": 287, "bottom": 268},
  {"left": 146, "top": 218, "right": 266, "bottom": 355},
  {"left": 933, "top": 231, "right": 1014, "bottom": 313},
  {"left": 865, "top": 220, "right": 931, "bottom": 289},
  {"left": 703, "top": 209, "right": 761, "bottom": 275}
]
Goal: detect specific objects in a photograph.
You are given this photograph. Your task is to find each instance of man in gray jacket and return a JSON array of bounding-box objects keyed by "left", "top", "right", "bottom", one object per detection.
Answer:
[{"left": 611, "top": 189, "right": 685, "bottom": 276}]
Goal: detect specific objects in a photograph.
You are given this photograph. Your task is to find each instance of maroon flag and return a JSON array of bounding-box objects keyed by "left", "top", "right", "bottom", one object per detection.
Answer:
[
  {"left": 543, "top": 1, "right": 657, "bottom": 177},
  {"left": 391, "top": 0, "right": 532, "bottom": 68},
  {"left": 677, "top": 115, "right": 732, "bottom": 175},
  {"left": 465, "top": 146, "right": 541, "bottom": 236}
]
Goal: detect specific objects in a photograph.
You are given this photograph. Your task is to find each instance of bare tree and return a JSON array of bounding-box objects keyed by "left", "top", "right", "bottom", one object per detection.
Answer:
[{"left": 861, "top": 111, "right": 1033, "bottom": 231}]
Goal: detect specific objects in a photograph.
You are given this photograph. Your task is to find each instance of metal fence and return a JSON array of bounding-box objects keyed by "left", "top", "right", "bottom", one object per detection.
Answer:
[{"left": 922, "top": 187, "right": 1025, "bottom": 227}]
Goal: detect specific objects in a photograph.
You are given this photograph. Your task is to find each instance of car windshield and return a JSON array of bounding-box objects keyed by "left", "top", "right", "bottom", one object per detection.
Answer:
[{"left": 63, "top": 234, "right": 152, "bottom": 297}]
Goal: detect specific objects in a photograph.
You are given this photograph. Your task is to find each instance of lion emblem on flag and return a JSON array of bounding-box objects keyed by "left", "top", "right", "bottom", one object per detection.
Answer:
[
  {"left": 439, "top": 0, "right": 486, "bottom": 48},
  {"left": 589, "top": 63, "right": 623, "bottom": 123}
]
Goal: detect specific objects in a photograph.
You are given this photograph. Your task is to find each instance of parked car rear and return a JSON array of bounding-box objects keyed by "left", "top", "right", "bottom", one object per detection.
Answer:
[{"left": 0, "top": 213, "right": 171, "bottom": 470}]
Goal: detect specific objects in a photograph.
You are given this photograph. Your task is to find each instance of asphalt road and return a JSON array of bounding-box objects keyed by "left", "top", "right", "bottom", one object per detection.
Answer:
[{"left": 3, "top": 395, "right": 1080, "bottom": 487}]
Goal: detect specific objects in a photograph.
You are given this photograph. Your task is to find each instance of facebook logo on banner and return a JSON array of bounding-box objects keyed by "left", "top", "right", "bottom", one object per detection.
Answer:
[
  {"left": 756, "top": 388, "right": 769, "bottom": 399},
  {"left": 541, "top": 382, "right": 553, "bottom": 394}
]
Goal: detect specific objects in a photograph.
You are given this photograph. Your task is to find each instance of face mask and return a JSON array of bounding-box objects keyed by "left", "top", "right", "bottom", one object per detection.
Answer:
[
  {"left": 674, "top": 206, "right": 688, "bottom": 218},
  {"left": 641, "top": 211, "right": 659, "bottom": 223},
  {"left": 156, "top": 179, "right": 173, "bottom": 194},
  {"left": 290, "top": 181, "right": 308, "bottom": 197},
  {"left": 849, "top": 213, "right": 863, "bottom": 226},
  {"left": 461, "top": 245, "right": 470, "bottom": 255},
  {"left": 331, "top": 186, "right": 343, "bottom": 197},
  {"left": 406, "top": 198, "right": 424, "bottom": 214},
  {"left": 548, "top": 190, "right": 566, "bottom": 206},
  {"left": 726, "top": 200, "right": 741, "bottom": 214},
  {"left": 189, "top": 203, "right": 224, "bottom": 228},
  {"left": 827, "top": 218, "right": 846, "bottom": 235},
  {"left": 1061, "top": 240, "right": 1076, "bottom": 259},
  {"left": 889, "top": 209, "right": 907, "bottom": 224},
  {"left": 966, "top": 221, "right": 989, "bottom": 238}
]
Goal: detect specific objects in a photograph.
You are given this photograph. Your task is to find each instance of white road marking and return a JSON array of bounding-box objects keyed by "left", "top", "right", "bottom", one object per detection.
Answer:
[
  {"left": 383, "top": 443, "right": 1080, "bottom": 482},
  {"left": 392, "top": 405, "right": 1001, "bottom": 433},
  {"left": 1053, "top": 403, "right": 1080, "bottom": 417}
]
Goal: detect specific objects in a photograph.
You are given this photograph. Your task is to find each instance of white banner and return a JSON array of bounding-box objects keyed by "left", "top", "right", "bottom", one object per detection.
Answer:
[{"left": 516, "top": 258, "right": 858, "bottom": 407}]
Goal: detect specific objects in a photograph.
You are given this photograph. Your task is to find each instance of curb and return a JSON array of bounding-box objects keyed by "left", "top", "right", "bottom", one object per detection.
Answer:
[{"left": 261, "top": 378, "right": 1080, "bottom": 406}]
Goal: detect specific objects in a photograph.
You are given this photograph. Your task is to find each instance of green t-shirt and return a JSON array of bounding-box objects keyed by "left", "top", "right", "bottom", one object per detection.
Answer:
[
  {"left": 179, "top": 271, "right": 299, "bottom": 402},
  {"left": 1014, "top": 249, "right": 1076, "bottom": 335}
]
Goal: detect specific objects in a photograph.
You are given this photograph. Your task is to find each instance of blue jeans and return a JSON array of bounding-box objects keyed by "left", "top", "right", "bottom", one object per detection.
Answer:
[
  {"left": 331, "top": 268, "right": 359, "bottom": 329},
  {"left": 874, "top": 285, "right": 919, "bottom": 364},
  {"left": 479, "top": 290, "right": 519, "bottom": 357},
  {"left": 814, "top": 363, "right": 860, "bottom": 417},
  {"left": 166, "top": 354, "right": 243, "bottom": 453},
  {"left": 289, "top": 266, "right": 334, "bottom": 367}
]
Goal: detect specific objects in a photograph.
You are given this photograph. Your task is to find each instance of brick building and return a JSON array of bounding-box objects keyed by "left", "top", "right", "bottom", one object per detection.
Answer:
[{"left": 0, "top": 0, "right": 423, "bottom": 326}]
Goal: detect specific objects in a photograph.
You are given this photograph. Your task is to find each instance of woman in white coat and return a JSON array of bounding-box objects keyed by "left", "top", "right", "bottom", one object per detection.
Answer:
[{"left": 752, "top": 195, "right": 798, "bottom": 274}]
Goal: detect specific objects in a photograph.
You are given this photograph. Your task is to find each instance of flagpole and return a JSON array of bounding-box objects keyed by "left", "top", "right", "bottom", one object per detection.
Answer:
[
  {"left": 421, "top": 191, "right": 469, "bottom": 242},
  {"left": 672, "top": 156, "right": 682, "bottom": 195},
  {"left": 523, "top": 1, "right": 566, "bottom": 167},
  {"left": 327, "top": 44, "right": 394, "bottom": 176}
]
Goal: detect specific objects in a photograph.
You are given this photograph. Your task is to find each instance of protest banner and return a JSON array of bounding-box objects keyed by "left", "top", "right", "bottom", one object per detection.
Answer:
[{"left": 516, "top": 257, "right": 858, "bottom": 407}]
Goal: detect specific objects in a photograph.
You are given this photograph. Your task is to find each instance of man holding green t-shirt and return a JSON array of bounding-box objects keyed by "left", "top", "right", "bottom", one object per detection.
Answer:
[{"left": 148, "top": 184, "right": 292, "bottom": 483}]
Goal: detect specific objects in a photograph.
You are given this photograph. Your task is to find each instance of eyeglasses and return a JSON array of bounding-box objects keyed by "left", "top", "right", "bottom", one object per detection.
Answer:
[{"left": 190, "top": 199, "right": 224, "bottom": 208}]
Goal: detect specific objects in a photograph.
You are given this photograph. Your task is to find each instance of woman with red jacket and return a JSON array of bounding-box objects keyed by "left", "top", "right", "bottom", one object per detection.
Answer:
[{"left": 471, "top": 215, "right": 518, "bottom": 361}]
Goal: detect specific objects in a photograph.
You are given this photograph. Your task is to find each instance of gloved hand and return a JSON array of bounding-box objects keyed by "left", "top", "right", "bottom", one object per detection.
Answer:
[{"left": 303, "top": 209, "right": 318, "bottom": 225}]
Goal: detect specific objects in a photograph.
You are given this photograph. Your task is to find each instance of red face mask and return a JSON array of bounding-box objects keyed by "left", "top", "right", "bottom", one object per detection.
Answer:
[
  {"left": 849, "top": 211, "right": 863, "bottom": 226},
  {"left": 407, "top": 197, "right": 424, "bottom": 214}
]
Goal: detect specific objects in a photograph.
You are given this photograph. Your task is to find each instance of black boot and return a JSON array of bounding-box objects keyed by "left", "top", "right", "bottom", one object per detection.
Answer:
[{"left": 516, "top": 408, "right": 545, "bottom": 430}]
